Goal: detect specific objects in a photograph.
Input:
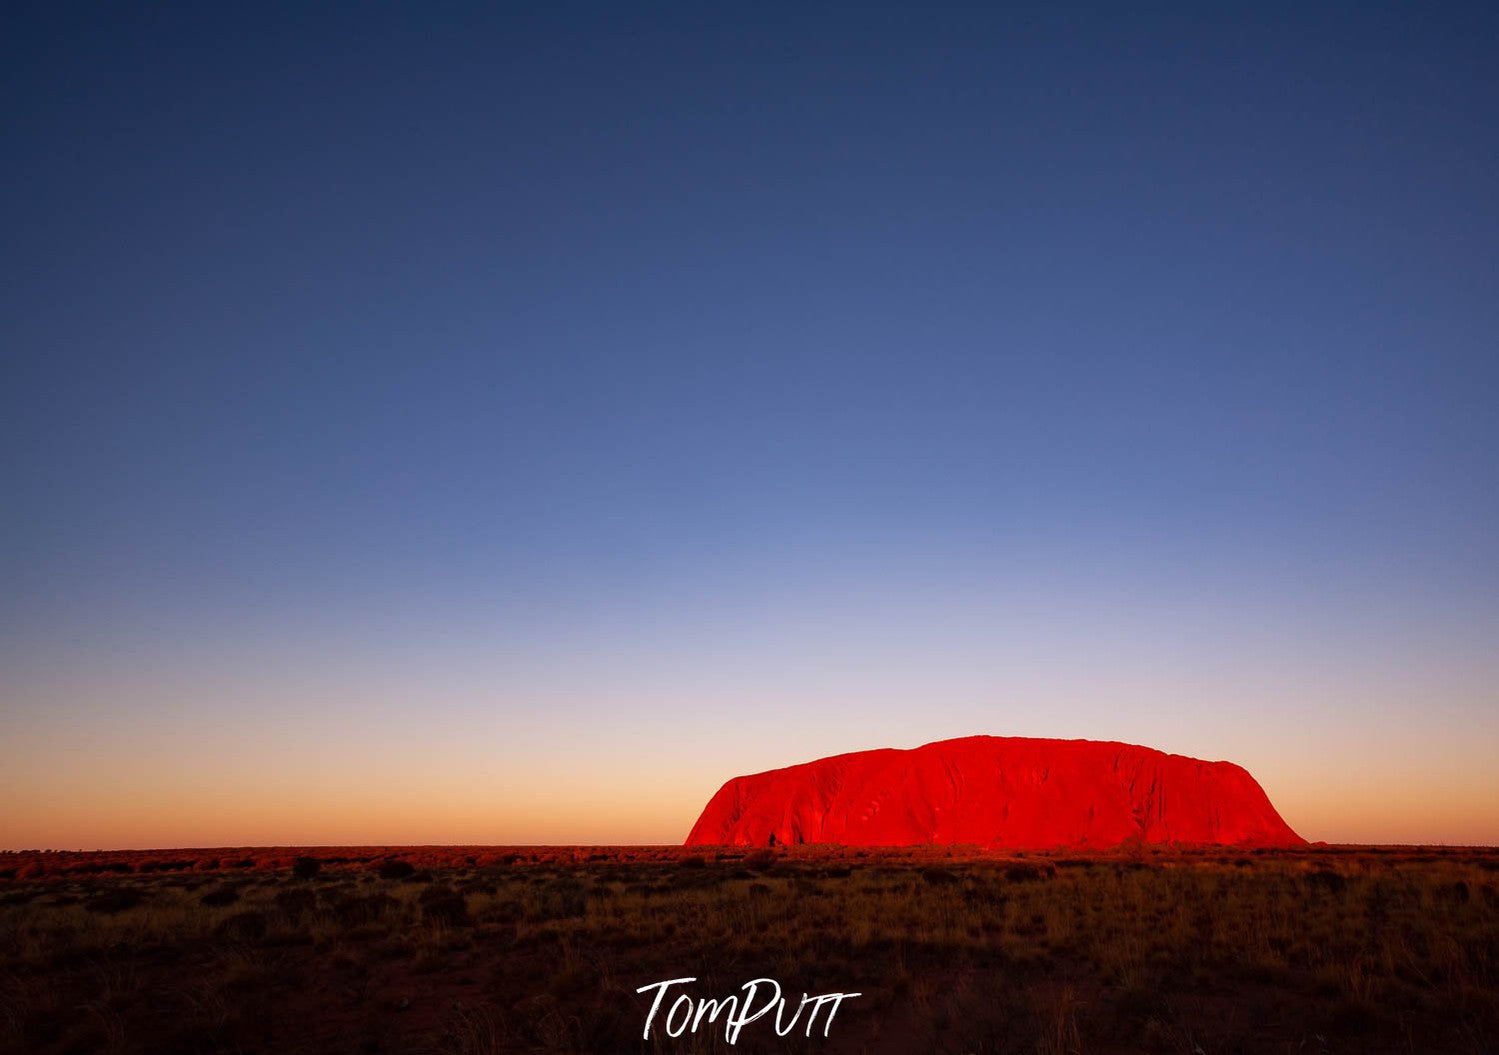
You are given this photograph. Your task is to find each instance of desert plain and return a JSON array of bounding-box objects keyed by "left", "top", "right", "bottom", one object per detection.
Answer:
[{"left": 1, "top": 843, "right": 1496, "bottom": 1054}]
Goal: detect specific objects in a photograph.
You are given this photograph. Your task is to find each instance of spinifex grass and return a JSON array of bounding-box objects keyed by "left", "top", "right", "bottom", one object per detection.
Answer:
[{"left": 0, "top": 845, "right": 1495, "bottom": 1053}]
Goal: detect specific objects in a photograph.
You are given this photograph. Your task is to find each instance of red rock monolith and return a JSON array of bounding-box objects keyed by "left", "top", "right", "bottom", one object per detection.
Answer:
[{"left": 685, "top": 736, "right": 1304, "bottom": 849}]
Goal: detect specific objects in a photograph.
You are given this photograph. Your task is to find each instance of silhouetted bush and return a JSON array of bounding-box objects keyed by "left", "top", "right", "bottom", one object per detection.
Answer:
[
  {"left": 378, "top": 860, "right": 416, "bottom": 880},
  {"left": 87, "top": 889, "right": 142, "bottom": 913},
  {"left": 419, "top": 885, "right": 469, "bottom": 926},
  {"left": 1004, "top": 861, "right": 1056, "bottom": 882},
  {"left": 481, "top": 898, "right": 524, "bottom": 924},
  {"left": 329, "top": 892, "right": 397, "bottom": 927},
  {"left": 140, "top": 859, "right": 194, "bottom": 873},
  {"left": 200, "top": 886, "right": 240, "bottom": 907},
  {"left": 292, "top": 856, "right": 321, "bottom": 880},
  {"left": 530, "top": 878, "right": 588, "bottom": 921},
  {"left": 273, "top": 887, "right": 316, "bottom": 917},
  {"left": 1306, "top": 869, "right": 1347, "bottom": 893},
  {"left": 743, "top": 850, "right": 777, "bottom": 871},
  {"left": 548, "top": 963, "right": 592, "bottom": 997},
  {"left": 215, "top": 910, "right": 268, "bottom": 940}
]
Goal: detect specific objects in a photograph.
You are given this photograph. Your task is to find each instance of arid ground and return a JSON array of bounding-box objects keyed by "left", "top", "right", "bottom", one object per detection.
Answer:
[{"left": 2, "top": 844, "right": 1496, "bottom": 1054}]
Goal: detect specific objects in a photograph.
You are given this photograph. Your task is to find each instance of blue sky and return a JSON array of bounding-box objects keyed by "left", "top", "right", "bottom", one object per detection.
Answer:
[{"left": 3, "top": 3, "right": 1496, "bottom": 847}]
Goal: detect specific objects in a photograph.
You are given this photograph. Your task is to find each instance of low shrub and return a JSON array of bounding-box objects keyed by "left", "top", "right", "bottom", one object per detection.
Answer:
[{"left": 378, "top": 860, "right": 417, "bottom": 880}]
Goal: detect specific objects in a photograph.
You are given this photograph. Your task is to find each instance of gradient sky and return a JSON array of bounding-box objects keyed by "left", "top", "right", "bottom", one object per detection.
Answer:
[{"left": 4, "top": 3, "right": 1497, "bottom": 849}]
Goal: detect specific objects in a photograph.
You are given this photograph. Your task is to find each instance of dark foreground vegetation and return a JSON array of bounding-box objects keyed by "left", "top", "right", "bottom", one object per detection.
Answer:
[{"left": 1, "top": 844, "right": 1496, "bottom": 1054}]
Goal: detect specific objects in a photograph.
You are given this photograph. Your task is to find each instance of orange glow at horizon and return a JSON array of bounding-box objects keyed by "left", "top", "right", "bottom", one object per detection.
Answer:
[
  {"left": 7, "top": 756, "right": 1498, "bottom": 851},
  {"left": 6, "top": 604, "right": 1497, "bottom": 852}
]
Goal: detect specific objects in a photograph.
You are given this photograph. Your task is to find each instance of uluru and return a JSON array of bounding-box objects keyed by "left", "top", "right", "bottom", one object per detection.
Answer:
[{"left": 686, "top": 736, "right": 1304, "bottom": 849}]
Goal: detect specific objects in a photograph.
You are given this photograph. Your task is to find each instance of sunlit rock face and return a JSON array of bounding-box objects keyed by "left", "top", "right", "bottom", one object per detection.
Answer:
[{"left": 685, "top": 736, "right": 1305, "bottom": 849}]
